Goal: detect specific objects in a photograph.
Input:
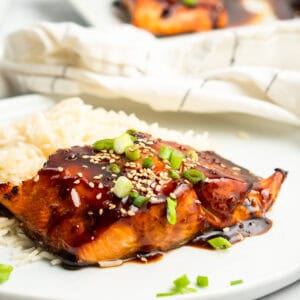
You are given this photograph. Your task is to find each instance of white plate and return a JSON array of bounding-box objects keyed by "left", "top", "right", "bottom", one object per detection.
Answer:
[{"left": 0, "top": 94, "right": 299, "bottom": 300}]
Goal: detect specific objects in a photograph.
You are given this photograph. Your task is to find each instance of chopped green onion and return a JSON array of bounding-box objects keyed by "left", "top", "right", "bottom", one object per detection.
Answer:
[
  {"left": 142, "top": 157, "right": 154, "bottom": 168},
  {"left": 196, "top": 275, "right": 209, "bottom": 288},
  {"left": 126, "top": 129, "right": 137, "bottom": 136},
  {"left": 159, "top": 145, "right": 173, "bottom": 160},
  {"left": 186, "top": 150, "right": 198, "bottom": 162},
  {"left": 110, "top": 163, "right": 120, "bottom": 174},
  {"left": 182, "top": 287, "right": 197, "bottom": 293},
  {"left": 182, "top": 0, "right": 197, "bottom": 7},
  {"left": 208, "top": 237, "right": 232, "bottom": 250},
  {"left": 133, "top": 195, "right": 149, "bottom": 208},
  {"left": 93, "top": 139, "right": 114, "bottom": 151},
  {"left": 230, "top": 279, "right": 243, "bottom": 286},
  {"left": 113, "top": 176, "right": 133, "bottom": 198},
  {"left": 166, "top": 197, "right": 177, "bottom": 225},
  {"left": 173, "top": 274, "right": 190, "bottom": 290},
  {"left": 113, "top": 133, "right": 134, "bottom": 154},
  {"left": 169, "top": 169, "right": 180, "bottom": 179},
  {"left": 0, "top": 264, "right": 13, "bottom": 284},
  {"left": 182, "top": 169, "right": 206, "bottom": 184},
  {"left": 156, "top": 291, "right": 177, "bottom": 297},
  {"left": 125, "top": 146, "right": 141, "bottom": 161},
  {"left": 156, "top": 274, "right": 196, "bottom": 298},
  {"left": 170, "top": 150, "right": 183, "bottom": 170},
  {"left": 129, "top": 191, "right": 139, "bottom": 198}
]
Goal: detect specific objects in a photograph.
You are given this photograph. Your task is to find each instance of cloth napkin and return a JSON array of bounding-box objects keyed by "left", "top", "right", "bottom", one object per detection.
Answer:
[{"left": 1, "top": 21, "right": 300, "bottom": 126}]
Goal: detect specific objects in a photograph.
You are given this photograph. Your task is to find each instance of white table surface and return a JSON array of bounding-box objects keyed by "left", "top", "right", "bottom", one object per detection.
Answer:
[{"left": 0, "top": 1, "right": 299, "bottom": 299}]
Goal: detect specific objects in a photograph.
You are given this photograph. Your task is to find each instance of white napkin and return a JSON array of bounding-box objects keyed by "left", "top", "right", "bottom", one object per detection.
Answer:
[{"left": 1, "top": 21, "right": 300, "bottom": 126}]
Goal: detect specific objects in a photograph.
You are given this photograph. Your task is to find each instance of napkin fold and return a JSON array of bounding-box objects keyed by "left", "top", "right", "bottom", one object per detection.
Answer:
[{"left": 1, "top": 21, "right": 300, "bottom": 126}]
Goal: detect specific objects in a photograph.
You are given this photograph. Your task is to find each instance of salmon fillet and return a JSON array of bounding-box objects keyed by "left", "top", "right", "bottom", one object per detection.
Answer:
[
  {"left": 117, "top": 0, "right": 297, "bottom": 36},
  {"left": 0, "top": 131, "right": 286, "bottom": 267},
  {"left": 119, "top": 0, "right": 227, "bottom": 36}
]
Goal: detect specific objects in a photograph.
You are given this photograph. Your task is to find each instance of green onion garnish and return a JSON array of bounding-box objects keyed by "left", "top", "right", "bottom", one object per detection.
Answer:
[
  {"left": 93, "top": 139, "right": 114, "bottom": 151},
  {"left": 208, "top": 237, "right": 232, "bottom": 249},
  {"left": 0, "top": 264, "right": 13, "bottom": 284},
  {"left": 182, "top": 169, "right": 206, "bottom": 184},
  {"left": 110, "top": 163, "right": 120, "bottom": 174},
  {"left": 182, "top": 0, "right": 197, "bottom": 7},
  {"left": 126, "top": 129, "right": 137, "bottom": 136},
  {"left": 196, "top": 275, "right": 209, "bottom": 288},
  {"left": 230, "top": 279, "right": 243, "bottom": 286},
  {"left": 156, "top": 292, "right": 177, "bottom": 297},
  {"left": 159, "top": 145, "right": 173, "bottom": 160},
  {"left": 173, "top": 274, "right": 190, "bottom": 290},
  {"left": 170, "top": 150, "right": 183, "bottom": 170},
  {"left": 133, "top": 195, "right": 149, "bottom": 208},
  {"left": 125, "top": 146, "right": 141, "bottom": 161},
  {"left": 142, "top": 157, "right": 154, "bottom": 168},
  {"left": 166, "top": 197, "right": 177, "bottom": 225},
  {"left": 129, "top": 191, "right": 139, "bottom": 198},
  {"left": 156, "top": 274, "right": 196, "bottom": 298},
  {"left": 169, "top": 169, "right": 180, "bottom": 179},
  {"left": 113, "top": 133, "right": 134, "bottom": 154},
  {"left": 113, "top": 176, "right": 133, "bottom": 198},
  {"left": 186, "top": 150, "right": 198, "bottom": 161}
]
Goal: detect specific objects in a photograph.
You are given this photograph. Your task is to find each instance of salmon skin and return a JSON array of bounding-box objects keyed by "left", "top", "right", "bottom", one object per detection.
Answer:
[
  {"left": 0, "top": 131, "right": 286, "bottom": 267},
  {"left": 118, "top": 0, "right": 227, "bottom": 36}
]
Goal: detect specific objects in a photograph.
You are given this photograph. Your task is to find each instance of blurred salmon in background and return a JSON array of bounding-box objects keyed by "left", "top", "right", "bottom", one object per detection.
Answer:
[{"left": 116, "top": 0, "right": 300, "bottom": 35}]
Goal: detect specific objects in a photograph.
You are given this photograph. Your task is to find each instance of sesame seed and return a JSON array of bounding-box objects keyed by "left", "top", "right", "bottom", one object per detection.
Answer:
[
  {"left": 82, "top": 165, "right": 88, "bottom": 168},
  {"left": 98, "top": 183, "right": 103, "bottom": 189},
  {"left": 155, "top": 185, "right": 161, "bottom": 192},
  {"left": 169, "top": 192, "right": 176, "bottom": 199},
  {"left": 108, "top": 203, "right": 116, "bottom": 210},
  {"left": 127, "top": 210, "right": 135, "bottom": 216},
  {"left": 87, "top": 210, "right": 94, "bottom": 215},
  {"left": 120, "top": 208, "right": 127, "bottom": 216},
  {"left": 73, "top": 179, "right": 80, "bottom": 185},
  {"left": 33, "top": 175, "right": 39, "bottom": 182},
  {"left": 82, "top": 155, "right": 89, "bottom": 159},
  {"left": 232, "top": 167, "right": 241, "bottom": 171},
  {"left": 223, "top": 227, "right": 230, "bottom": 232},
  {"left": 109, "top": 159, "right": 115, "bottom": 163},
  {"left": 57, "top": 167, "right": 64, "bottom": 172},
  {"left": 101, "top": 166, "right": 106, "bottom": 170},
  {"left": 89, "top": 182, "right": 95, "bottom": 188},
  {"left": 77, "top": 172, "right": 83, "bottom": 177},
  {"left": 96, "top": 193, "right": 102, "bottom": 200},
  {"left": 140, "top": 257, "right": 147, "bottom": 263},
  {"left": 99, "top": 208, "right": 103, "bottom": 215}
]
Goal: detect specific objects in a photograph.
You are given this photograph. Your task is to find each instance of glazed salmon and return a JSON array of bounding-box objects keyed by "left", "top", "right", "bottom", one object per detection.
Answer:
[
  {"left": 0, "top": 131, "right": 286, "bottom": 267},
  {"left": 119, "top": 0, "right": 227, "bottom": 36}
]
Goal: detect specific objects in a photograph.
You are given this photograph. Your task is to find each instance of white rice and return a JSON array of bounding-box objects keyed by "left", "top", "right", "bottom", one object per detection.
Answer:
[{"left": 0, "top": 97, "right": 211, "bottom": 266}]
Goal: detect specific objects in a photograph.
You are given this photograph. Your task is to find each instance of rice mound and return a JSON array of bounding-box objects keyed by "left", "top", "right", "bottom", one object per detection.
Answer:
[{"left": 0, "top": 97, "right": 211, "bottom": 265}]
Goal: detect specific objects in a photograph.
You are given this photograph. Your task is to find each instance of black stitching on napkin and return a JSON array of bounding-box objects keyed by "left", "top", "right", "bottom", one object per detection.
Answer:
[
  {"left": 50, "top": 66, "right": 69, "bottom": 92},
  {"left": 230, "top": 32, "right": 239, "bottom": 66},
  {"left": 265, "top": 72, "right": 279, "bottom": 94},
  {"left": 178, "top": 79, "right": 207, "bottom": 111},
  {"left": 178, "top": 88, "right": 192, "bottom": 111}
]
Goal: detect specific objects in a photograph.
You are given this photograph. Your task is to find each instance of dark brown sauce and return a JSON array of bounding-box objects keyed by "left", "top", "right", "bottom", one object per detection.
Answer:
[{"left": 191, "top": 217, "right": 272, "bottom": 249}]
